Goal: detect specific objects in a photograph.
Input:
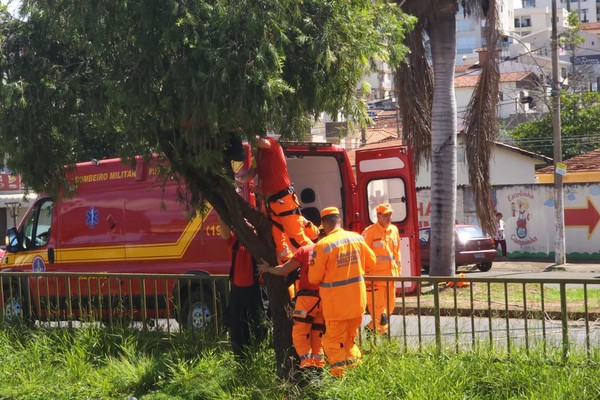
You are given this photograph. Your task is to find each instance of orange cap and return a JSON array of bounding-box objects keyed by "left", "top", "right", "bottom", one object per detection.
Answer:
[
  {"left": 376, "top": 203, "right": 393, "bottom": 214},
  {"left": 320, "top": 207, "right": 340, "bottom": 218}
]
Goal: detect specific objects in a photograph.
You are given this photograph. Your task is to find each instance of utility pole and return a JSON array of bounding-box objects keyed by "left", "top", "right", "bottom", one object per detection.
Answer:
[
  {"left": 552, "top": 0, "right": 566, "bottom": 266},
  {"left": 361, "top": 125, "right": 367, "bottom": 147}
]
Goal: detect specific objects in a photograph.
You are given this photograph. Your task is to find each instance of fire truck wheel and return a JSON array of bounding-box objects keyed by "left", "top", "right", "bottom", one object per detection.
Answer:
[
  {"left": 2, "top": 284, "right": 32, "bottom": 326},
  {"left": 181, "top": 290, "right": 215, "bottom": 331}
]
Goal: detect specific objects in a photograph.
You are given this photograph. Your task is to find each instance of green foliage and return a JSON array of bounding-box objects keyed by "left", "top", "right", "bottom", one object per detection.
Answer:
[
  {"left": 508, "top": 92, "right": 600, "bottom": 160},
  {"left": 0, "top": 1, "right": 414, "bottom": 195},
  {"left": 559, "top": 11, "right": 586, "bottom": 51},
  {"left": 0, "top": 1, "right": 416, "bottom": 375}
]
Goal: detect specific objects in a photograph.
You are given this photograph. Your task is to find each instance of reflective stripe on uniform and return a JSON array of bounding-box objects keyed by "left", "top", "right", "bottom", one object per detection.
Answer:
[
  {"left": 293, "top": 310, "right": 308, "bottom": 317},
  {"left": 323, "top": 236, "right": 365, "bottom": 254},
  {"left": 376, "top": 256, "right": 395, "bottom": 261},
  {"left": 320, "top": 275, "right": 364, "bottom": 288}
]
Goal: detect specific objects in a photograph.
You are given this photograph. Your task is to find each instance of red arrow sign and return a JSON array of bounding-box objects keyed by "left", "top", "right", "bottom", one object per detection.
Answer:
[{"left": 565, "top": 197, "right": 600, "bottom": 236}]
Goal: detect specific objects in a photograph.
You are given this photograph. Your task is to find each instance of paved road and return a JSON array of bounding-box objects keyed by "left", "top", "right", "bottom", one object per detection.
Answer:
[
  {"left": 361, "top": 314, "right": 600, "bottom": 352},
  {"left": 389, "top": 259, "right": 600, "bottom": 350}
]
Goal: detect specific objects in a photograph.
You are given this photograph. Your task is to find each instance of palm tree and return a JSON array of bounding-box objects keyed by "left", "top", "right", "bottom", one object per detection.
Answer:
[{"left": 398, "top": 0, "right": 500, "bottom": 276}]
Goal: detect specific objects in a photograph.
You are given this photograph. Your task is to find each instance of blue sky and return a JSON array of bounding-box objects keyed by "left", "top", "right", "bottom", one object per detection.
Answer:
[{"left": 1, "top": 0, "right": 20, "bottom": 16}]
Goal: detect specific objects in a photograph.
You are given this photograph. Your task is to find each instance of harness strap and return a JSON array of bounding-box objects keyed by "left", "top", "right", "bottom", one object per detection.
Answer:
[
  {"left": 311, "top": 323, "right": 325, "bottom": 332},
  {"left": 296, "top": 290, "right": 319, "bottom": 297},
  {"left": 293, "top": 294, "right": 321, "bottom": 323},
  {"left": 266, "top": 186, "right": 294, "bottom": 203},
  {"left": 271, "top": 207, "right": 301, "bottom": 218}
]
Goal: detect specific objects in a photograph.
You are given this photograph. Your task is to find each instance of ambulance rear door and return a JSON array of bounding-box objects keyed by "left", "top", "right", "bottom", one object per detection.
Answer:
[{"left": 355, "top": 145, "right": 421, "bottom": 294}]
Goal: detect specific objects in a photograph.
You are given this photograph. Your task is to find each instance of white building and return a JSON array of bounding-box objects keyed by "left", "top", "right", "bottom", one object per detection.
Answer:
[
  {"left": 513, "top": 2, "right": 600, "bottom": 91},
  {"left": 457, "top": 0, "right": 517, "bottom": 64},
  {"left": 529, "top": 0, "right": 599, "bottom": 23},
  {"left": 513, "top": 4, "right": 569, "bottom": 36},
  {"left": 415, "top": 138, "right": 551, "bottom": 188},
  {"left": 455, "top": 67, "right": 544, "bottom": 119}
]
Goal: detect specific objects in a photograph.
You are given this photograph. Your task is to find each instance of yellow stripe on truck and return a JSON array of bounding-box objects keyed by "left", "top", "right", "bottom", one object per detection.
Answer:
[{"left": 54, "top": 208, "right": 209, "bottom": 264}]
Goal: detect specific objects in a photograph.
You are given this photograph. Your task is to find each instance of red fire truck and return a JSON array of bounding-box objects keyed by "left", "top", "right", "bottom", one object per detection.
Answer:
[{"left": 1, "top": 142, "right": 420, "bottom": 328}]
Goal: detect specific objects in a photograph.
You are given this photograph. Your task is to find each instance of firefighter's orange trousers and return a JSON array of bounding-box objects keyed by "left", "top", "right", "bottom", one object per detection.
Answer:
[
  {"left": 269, "top": 192, "right": 314, "bottom": 262},
  {"left": 323, "top": 316, "right": 362, "bottom": 377},
  {"left": 292, "top": 294, "right": 325, "bottom": 368},
  {"left": 366, "top": 281, "right": 396, "bottom": 334}
]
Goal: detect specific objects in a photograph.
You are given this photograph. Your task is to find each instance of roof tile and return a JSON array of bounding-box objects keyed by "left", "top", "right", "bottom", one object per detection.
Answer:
[
  {"left": 537, "top": 148, "right": 600, "bottom": 174},
  {"left": 455, "top": 71, "right": 535, "bottom": 88}
]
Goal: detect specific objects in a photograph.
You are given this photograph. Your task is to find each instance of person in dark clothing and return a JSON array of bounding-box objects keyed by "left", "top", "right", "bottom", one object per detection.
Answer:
[{"left": 218, "top": 216, "right": 266, "bottom": 358}]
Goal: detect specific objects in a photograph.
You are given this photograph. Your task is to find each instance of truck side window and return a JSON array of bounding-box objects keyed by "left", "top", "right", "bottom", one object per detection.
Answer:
[
  {"left": 21, "top": 199, "right": 53, "bottom": 249},
  {"left": 366, "top": 178, "right": 408, "bottom": 224}
]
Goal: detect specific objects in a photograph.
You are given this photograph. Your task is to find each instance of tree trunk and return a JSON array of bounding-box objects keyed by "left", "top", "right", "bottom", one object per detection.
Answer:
[
  {"left": 428, "top": 0, "right": 457, "bottom": 277},
  {"left": 160, "top": 144, "right": 296, "bottom": 376}
]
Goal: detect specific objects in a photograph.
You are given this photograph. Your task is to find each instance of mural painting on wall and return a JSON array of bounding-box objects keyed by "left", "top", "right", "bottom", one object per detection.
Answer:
[
  {"left": 494, "top": 186, "right": 550, "bottom": 257},
  {"left": 543, "top": 184, "right": 600, "bottom": 258},
  {"left": 418, "top": 184, "right": 600, "bottom": 259},
  {"left": 495, "top": 184, "right": 600, "bottom": 259},
  {"left": 560, "top": 191, "right": 600, "bottom": 239},
  {"left": 509, "top": 191, "right": 538, "bottom": 246}
]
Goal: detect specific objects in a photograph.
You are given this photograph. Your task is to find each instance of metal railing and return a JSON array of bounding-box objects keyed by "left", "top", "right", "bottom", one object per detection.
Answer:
[
  {"left": 0, "top": 271, "right": 230, "bottom": 338},
  {"left": 364, "top": 275, "right": 600, "bottom": 359},
  {"left": 1, "top": 272, "right": 599, "bottom": 358}
]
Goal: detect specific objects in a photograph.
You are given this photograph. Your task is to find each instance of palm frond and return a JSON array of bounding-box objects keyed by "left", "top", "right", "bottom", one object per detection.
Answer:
[
  {"left": 396, "top": 21, "right": 432, "bottom": 173},
  {"left": 463, "top": 0, "right": 499, "bottom": 235}
]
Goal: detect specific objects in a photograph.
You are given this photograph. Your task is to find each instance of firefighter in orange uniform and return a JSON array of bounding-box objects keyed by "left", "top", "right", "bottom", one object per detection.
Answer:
[
  {"left": 361, "top": 203, "right": 401, "bottom": 335},
  {"left": 258, "top": 239, "right": 325, "bottom": 369},
  {"left": 308, "top": 207, "right": 376, "bottom": 377},
  {"left": 237, "top": 136, "right": 317, "bottom": 263}
]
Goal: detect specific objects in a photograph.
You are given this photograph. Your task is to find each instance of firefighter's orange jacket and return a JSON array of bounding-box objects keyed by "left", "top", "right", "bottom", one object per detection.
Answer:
[
  {"left": 308, "top": 227, "right": 376, "bottom": 321},
  {"left": 361, "top": 222, "right": 401, "bottom": 277}
]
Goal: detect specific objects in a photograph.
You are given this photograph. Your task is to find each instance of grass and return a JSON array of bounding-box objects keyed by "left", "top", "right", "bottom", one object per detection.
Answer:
[{"left": 0, "top": 326, "right": 599, "bottom": 399}]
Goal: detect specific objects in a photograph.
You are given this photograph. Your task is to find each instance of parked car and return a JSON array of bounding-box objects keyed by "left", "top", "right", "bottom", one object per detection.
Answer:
[{"left": 419, "top": 225, "right": 496, "bottom": 273}]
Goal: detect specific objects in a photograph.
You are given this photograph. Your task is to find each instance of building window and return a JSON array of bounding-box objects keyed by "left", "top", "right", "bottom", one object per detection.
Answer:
[
  {"left": 515, "top": 17, "right": 532, "bottom": 28},
  {"left": 522, "top": 0, "right": 535, "bottom": 7}
]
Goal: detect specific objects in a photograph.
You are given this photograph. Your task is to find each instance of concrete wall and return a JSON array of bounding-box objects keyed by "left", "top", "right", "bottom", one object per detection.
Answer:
[{"left": 417, "top": 182, "right": 600, "bottom": 260}]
